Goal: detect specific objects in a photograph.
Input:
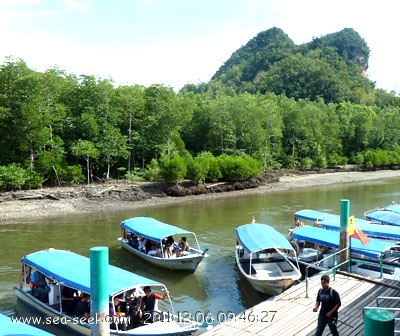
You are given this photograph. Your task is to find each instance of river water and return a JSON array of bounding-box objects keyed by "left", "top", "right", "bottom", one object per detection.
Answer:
[{"left": 1, "top": 176, "right": 400, "bottom": 335}]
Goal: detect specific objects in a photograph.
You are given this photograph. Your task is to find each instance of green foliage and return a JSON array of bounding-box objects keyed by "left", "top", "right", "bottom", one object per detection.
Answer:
[
  {"left": 327, "top": 153, "right": 348, "bottom": 167},
  {"left": 207, "top": 156, "right": 223, "bottom": 182},
  {"left": 144, "top": 159, "right": 161, "bottom": 182},
  {"left": 217, "top": 154, "right": 262, "bottom": 180},
  {"left": 299, "top": 157, "right": 313, "bottom": 170},
  {"left": 0, "top": 26, "right": 399, "bottom": 192},
  {"left": 0, "top": 164, "right": 44, "bottom": 191},
  {"left": 358, "top": 149, "right": 400, "bottom": 168},
  {"left": 314, "top": 155, "right": 327, "bottom": 168},
  {"left": 62, "top": 165, "right": 84, "bottom": 185},
  {"left": 210, "top": 27, "right": 375, "bottom": 104},
  {"left": 187, "top": 151, "right": 214, "bottom": 184},
  {"left": 124, "top": 168, "right": 145, "bottom": 182},
  {"left": 159, "top": 154, "right": 187, "bottom": 184}
]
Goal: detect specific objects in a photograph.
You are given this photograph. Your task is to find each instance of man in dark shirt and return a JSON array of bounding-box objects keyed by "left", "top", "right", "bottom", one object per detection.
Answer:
[
  {"left": 75, "top": 293, "right": 90, "bottom": 321},
  {"left": 313, "top": 274, "right": 341, "bottom": 336},
  {"left": 140, "top": 286, "right": 169, "bottom": 323},
  {"left": 61, "top": 286, "right": 78, "bottom": 314}
]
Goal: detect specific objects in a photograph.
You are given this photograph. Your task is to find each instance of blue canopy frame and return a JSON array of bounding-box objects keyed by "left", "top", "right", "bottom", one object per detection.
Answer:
[
  {"left": 236, "top": 223, "right": 294, "bottom": 254},
  {"left": 22, "top": 249, "right": 159, "bottom": 297}
]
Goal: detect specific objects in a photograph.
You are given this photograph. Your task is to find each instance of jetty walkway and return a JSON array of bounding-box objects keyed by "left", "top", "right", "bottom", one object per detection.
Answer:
[{"left": 202, "top": 273, "right": 400, "bottom": 336}]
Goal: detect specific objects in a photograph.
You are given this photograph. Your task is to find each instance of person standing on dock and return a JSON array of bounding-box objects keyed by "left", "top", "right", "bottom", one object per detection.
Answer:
[{"left": 313, "top": 274, "right": 341, "bottom": 336}]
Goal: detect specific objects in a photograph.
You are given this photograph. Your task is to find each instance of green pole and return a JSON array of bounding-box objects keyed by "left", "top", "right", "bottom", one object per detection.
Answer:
[
  {"left": 339, "top": 200, "right": 350, "bottom": 271},
  {"left": 90, "top": 246, "right": 110, "bottom": 336}
]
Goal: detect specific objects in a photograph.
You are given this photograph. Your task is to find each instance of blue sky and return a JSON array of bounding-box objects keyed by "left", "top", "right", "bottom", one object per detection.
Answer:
[{"left": 1, "top": 0, "right": 399, "bottom": 93}]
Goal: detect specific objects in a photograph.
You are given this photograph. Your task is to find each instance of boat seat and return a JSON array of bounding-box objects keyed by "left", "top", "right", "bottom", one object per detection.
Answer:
[
  {"left": 241, "top": 258, "right": 268, "bottom": 264},
  {"left": 277, "top": 261, "right": 294, "bottom": 273},
  {"left": 268, "top": 256, "right": 285, "bottom": 263},
  {"left": 241, "top": 256, "right": 285, "bottom": 264}
]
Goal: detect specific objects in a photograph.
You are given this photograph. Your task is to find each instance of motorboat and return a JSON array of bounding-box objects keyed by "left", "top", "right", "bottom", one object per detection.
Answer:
[
  {"left": 294, "top": 209, "right": 400, "bottom": 240},
  {"left": 290, "top": 225, "right": 400, "bottom": 280},
  {"left": 235, "top": 223, "right": 301, "bottom": 295},
  {"left": 119, "top": 217, "right": 208, "bottom": 273},
  {"left": 15, "top": 248, "right": 207, "bottom": 335}
]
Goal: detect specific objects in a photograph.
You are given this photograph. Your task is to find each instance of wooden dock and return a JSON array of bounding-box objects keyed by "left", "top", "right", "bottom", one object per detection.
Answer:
[{"left": 201, "top": 273, "right": 400, "bottom": 336}]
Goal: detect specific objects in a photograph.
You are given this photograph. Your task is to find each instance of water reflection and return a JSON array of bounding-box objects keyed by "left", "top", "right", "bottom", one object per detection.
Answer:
[{"left": 1, "top": 176, "right": 400, "bottom": 334}]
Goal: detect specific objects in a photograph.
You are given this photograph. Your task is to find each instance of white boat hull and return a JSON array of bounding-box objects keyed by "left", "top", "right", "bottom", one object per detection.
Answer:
[
  {"left": 119, "top": 239, "right": 207, "bottom": 273},
  {"left": 15, "top": 287, "right": 201, "bottom": 335}
]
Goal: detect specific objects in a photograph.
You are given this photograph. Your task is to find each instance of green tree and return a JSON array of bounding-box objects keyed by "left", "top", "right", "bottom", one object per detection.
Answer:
[
  {"left": 71, "top": 140, "right": 100, "bottom": 184},
  {"left": 159, "top": 154, "right": 187, "bottom": 184}
]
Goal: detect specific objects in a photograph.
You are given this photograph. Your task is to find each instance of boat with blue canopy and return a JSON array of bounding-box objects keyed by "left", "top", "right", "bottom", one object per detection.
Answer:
[
  {"left": 294, "top": 209, "right": 400, "bottom": 240},
  {"left": 365, "top": 205, "right": 400, "bottom": 226},
  {"left": 15, "top": 249, "right": 207, "bottom": 335},
  {"left": 235, "top": 223, "right": 301, "bottom": 295},
  {"left": 0, "top": 312, "right": 55, "bottom": 336},
  {"left": 290, "top": 226, "right": 400, "bottom": 280},
  {"left": 119, "top": 217, "right": 208, "bottom": 272}
]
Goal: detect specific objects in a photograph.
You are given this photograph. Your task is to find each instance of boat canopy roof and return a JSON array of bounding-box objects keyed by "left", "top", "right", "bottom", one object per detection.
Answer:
[
  {"left": 121, "top": 217, "right": 194, "bottom": 242},
  {"left": 0, "top": 313, "right": 55, "bottom": 335},
  {"left": 236, "top": 223, "right": 294, "bottom": 254},
  {"left": 384, "top": 204, "right": 400, "bottom": 214},
  {"left": 295, "top": 209, "right": 400, "bottom": 240},
  {"left": 366, "top": 210, "right": 400, "bottom": 227},
  {"left": 22, "top": 249, "right": 159, "bottom": 297},
  {"left": 291, "top": 226, "right": 397, "bottom": 259}
]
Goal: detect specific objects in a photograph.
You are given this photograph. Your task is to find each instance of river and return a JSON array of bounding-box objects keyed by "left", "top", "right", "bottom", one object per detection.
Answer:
[{"left": 1, "top": 176, "right": 399, "bottom": 335}]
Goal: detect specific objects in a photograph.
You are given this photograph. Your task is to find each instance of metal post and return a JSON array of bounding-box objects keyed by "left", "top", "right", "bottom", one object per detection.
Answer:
[
  {"left": 90, "top": 247, "right": 110, "bottom": 336},
  {"left": 339, "top": 200, "right": 350, "bottom": 271}
]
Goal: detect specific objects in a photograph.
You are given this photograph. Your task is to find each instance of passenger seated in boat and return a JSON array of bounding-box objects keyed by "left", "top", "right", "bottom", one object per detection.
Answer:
[
  {"left": 147, "top": 244, "right": 162, "bottom": 257},
  {"left": 176, "top": 237, "right": 190, "bottom": 257},
  {"left": 30, "top": 268, "right": 50, "bottom": 303},
  {"left": 126, "top": 287, "right": 145, "bottom": 328},
  {"left": 140, "top": 286, "right": 169, "bottom": 323},
  {"left": 110, "top": 295, "right": 128, "bottom": 331},
  {"left": 75, "top": 293, "right": 90, "bottom": 322},
  {"left": 19, "top": 264, "right": 32, "bottom": 287},
  {"left": 129, "top": 234, "right": 140, "bottom": 249},
  {"left": 62, "top": 286, "right": 79, "bottom": 314},
  {"left": 163, "top": 236, "right": 175, "bottom": 258},
  {"left": 144, "top": 239, "right": 153, "bottom": 254},
  {"left": 138, "top": 237, "right": 146, "bottom": 253}
]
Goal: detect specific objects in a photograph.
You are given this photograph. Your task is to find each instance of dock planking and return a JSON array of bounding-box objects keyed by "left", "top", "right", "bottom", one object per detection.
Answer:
[{"left": 201, "top": 273, "right": 400, "bottom": 336}]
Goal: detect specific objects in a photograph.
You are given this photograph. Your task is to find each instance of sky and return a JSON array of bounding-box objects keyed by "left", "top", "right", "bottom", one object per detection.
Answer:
[{"left": 0, "top": 0, "right": 399, "bottom": 94}]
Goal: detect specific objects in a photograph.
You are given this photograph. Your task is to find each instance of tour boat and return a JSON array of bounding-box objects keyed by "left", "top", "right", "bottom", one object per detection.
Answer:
[
  {"left": 15, "top": 248, "right": 207, "bottom": 335},
  {"left": 289, "top": 225, "right": 400, "bottom": 280},
  {"left": 119, "top": 217, "right": 208, "bottom": 272},
  {"left": 235, "top": 223, "right": 301, "bottom": 295},
  {"left": 294, "top": 209, "right": 400, "bottom": 240}
]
